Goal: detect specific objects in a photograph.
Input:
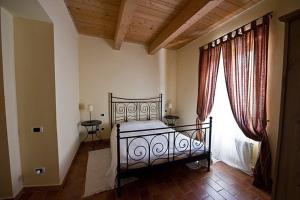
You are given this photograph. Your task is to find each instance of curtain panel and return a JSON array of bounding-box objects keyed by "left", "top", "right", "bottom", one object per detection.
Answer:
[
  {"left": 196, "top": 45, "right": 221, "bottom": 140},
  {"left": 222, "top": 16, "right": 271, "bottom": 190},
  {"left": 197, "top": 45, "right": 221, "bottom": 122},
  {"left": 197, "top": 15, "right": 271, "bottom": 190}
]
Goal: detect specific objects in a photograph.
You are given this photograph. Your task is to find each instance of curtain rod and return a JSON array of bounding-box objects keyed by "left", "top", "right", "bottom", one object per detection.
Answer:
[{"left": 200, "top": 12, "right": 273, "bottom": 49}]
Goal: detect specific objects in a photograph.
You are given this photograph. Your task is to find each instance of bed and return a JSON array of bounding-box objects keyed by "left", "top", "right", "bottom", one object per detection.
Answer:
[{"left": 107, "top": 93, "right": 212, "bottom": 196}]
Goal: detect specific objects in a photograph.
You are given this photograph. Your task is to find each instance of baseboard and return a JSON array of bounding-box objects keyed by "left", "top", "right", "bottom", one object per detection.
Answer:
[
  {"left": 11, "top": 143, "right": 82, "bottom": 199},
  {"left": 23, "top": 184, "right": 62, "bottom": 193},
  {"left": 60, "top": 142, "right": 81, "bottom": 187},
  {"left": 6, "top": 140, "right": 109, "bottom": 199},
  {"left": 1, "top": 188, "right": 24, "bottom": 200},
  {"left": 14, "top": 188, "right": 24, "bottom": 200},
  {"left": 83, "top": 139, "right": 110, "bottom": 146}
]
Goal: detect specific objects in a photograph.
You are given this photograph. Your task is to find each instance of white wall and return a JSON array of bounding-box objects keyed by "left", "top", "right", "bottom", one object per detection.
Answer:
[
  {"left": 79, "top": 35, "right": 177, "bottom": 138},
  {"left": 1, "top": 7, "right": 22, "bottom": 197},
  {"left": 158, "top": 49, "right": 177, "bottom": 114},
  {"left": 38, "top": 0, "right": 80, "bottom": 183}
]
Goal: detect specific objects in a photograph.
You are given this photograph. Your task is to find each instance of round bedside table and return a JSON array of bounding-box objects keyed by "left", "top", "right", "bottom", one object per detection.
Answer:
[
  {"left": 164, "top": 115, "right": 179, "bottom": 126},
  {"left": 81, "top": 120, "right": 102, "bottom": 144}
]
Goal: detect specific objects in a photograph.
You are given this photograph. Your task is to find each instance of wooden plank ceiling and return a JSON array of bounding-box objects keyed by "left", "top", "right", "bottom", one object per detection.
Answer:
[{"left": 65, "top": 0, "right": 262, "bottom": 54}]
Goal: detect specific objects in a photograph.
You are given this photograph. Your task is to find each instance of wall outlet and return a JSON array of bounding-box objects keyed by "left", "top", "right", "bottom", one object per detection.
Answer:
[
  {"left": 32, "top": 127, "right": 43, "bottom": 133},
  {"left": 34, "top": 167, "right": 45, "bottom": 175}
]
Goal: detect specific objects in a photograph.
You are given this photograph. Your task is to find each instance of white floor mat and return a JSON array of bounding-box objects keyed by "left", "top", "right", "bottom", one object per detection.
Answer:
[{"left": 84, "top": 148, "right": 136, "bottom": 197}]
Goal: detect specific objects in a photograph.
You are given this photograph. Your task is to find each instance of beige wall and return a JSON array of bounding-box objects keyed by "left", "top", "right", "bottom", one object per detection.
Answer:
[
  {"left": 79, "top": 35, "right": 177, "bottom": 138},
  {"left": 38, "top": 0, "right": 80, "bottom": 183},
  {"left": 0, "top": 9, "right": 13, "bottom": 199},
  {"left": 14, "top": 17, "right": 59, "bottom": 186},
  {"left": 1, "top": 0, "right": 81, "bottom": 187},
  {"left": 0, "top": 7, "right": 22, "bottom": 198},
  {"left": 176, "top": 0, "right": 300, "bottom": 178}
]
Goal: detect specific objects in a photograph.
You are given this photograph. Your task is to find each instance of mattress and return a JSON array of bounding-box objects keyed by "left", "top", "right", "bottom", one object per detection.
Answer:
[{"left": 113, "top": 120, "right": 206, "bottom": 168}]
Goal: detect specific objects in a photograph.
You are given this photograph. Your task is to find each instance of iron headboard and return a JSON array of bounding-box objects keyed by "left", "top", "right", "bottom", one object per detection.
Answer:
[{"left": 109, "top": 93, "right": 163, "bottom": 128}]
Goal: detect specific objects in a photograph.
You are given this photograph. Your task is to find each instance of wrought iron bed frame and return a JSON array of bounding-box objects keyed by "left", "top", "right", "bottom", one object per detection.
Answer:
[{"left": 109, "top": 93, "right": 212, "bottom": 196}]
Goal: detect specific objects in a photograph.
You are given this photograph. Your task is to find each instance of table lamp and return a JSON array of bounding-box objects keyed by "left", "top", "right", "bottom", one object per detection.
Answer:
[
  {"left": 88, "top": 104, "right": 94, "bottom": 121},
  {"left": 168, "top": 103, "right": 173, "bottom": 115}
]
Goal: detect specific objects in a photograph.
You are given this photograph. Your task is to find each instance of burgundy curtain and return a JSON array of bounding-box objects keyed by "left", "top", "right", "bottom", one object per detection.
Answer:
[
  {"left": 221, "top": 16, "right": 271, "bottom": 190},
  {"left": 196, "top": 45, "right": 221, "bottom": 140}
]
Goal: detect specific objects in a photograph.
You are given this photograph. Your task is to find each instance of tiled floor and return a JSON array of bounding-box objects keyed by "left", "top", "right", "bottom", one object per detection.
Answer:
[{"left": 20, "top": 141, "right": 271, "bottom": 200}]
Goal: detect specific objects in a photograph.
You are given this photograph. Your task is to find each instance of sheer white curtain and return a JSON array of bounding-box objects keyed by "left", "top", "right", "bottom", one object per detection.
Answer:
[{"left": 210, "top": 53, "right": 257, "bottom": 175}]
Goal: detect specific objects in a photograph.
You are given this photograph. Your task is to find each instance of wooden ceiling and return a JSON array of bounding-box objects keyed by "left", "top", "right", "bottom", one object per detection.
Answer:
[{"left": 65, "top": 0, "right": 263, "bottom": 54}]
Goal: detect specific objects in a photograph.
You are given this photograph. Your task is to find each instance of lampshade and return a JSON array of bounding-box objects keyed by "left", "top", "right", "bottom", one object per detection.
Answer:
[
  {"left": 88, "top": 104, "right": 94, "bottom": 112},
  {"left": 168, "top": 103, "right": 173, "bottom": 109}
]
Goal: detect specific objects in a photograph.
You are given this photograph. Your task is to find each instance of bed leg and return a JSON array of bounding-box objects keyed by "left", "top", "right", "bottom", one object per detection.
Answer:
[
  {"left": 117, "top": 176, "right": 121, "bottom": 197},
  {"left": 207, "top": 155, "right": 211, "bottom": 172}
]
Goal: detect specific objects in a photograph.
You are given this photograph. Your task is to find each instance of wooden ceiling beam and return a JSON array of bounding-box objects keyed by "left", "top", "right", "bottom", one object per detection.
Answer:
[
  {"left": 114, "top": 0, "right": 137, "bottom": 50},
  {"left": 148, "top": 0, "right": 223, "bottom": 54}
]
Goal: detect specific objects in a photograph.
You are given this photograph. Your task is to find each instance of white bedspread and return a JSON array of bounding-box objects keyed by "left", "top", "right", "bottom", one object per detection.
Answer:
[{"left": 105, "top": 120, "right": 204, "bottom": 189}]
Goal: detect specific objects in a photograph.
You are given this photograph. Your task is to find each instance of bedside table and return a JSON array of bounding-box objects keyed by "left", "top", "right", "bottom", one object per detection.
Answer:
[
  {"left": 81, "top": 120, "right": 102, "bottom": 144},
  {"left": 164, "top": 115, "right": 179, "bottom": 126}
]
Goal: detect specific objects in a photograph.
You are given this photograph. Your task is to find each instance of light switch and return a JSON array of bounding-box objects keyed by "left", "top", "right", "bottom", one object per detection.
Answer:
[
  {"left": 32, "top": 127, "right": 43, "bottom": 133},
  {"left": 34, "top": 167, "right": 45, "bottom": 175}
]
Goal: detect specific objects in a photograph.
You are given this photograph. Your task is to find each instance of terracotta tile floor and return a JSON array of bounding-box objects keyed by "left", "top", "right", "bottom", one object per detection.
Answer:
[{"left": 20, "top": 141, "right": 271, "bottom": 200}]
